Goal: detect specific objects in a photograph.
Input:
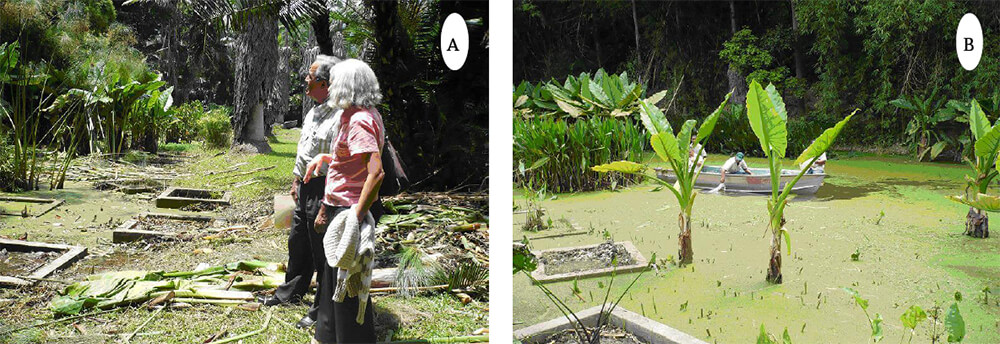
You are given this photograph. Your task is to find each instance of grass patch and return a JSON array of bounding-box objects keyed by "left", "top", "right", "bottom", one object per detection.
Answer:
[{"left": 172, "top": 129, "right": 298, "bottom": 202}]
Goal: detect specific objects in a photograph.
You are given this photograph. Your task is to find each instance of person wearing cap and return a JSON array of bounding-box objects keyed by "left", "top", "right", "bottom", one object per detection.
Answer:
[
  {"left": 720, "top": 152, "right": 752, "bottom": 184},
  {"left": 800, "top": 152, "right": 827, "bottom": 174}
]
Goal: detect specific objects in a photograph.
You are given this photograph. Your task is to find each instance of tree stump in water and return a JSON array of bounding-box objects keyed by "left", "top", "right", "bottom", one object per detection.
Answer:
[{"left": 966, "top": 207, "right": 989, "bottom": 238}]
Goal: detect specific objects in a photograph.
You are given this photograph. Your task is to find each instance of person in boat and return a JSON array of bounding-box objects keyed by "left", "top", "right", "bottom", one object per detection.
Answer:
[
  {"left": 689, "top": 135, "right": 706, "bottom": 171},
  {"left": 720, "top": 152, "right": 752, "bottom": 184},
  {"left": 800, "top": 152, "right": 827, "bottom": 174}
]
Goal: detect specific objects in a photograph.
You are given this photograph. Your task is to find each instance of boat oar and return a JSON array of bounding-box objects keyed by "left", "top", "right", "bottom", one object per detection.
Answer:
[{"left": 707, "top": 183, "right": 726, "bottom": 194}]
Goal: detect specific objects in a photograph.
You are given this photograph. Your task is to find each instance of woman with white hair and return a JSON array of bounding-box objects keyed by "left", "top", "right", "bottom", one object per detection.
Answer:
[{"left": 303, "top": 58, "right": 384, "bottom": 344}]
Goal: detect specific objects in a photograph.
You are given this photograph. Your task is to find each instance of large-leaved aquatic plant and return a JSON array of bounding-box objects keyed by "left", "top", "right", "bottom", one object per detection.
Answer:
[
  {"left": 744, "top": 80, "right": 854, "bottom": 283},
  {"left": 947, "top": 99, "right": 998, "bottom": 238},
  {"left": 590, "top": 91, "right": 732, "bottom": 265}
]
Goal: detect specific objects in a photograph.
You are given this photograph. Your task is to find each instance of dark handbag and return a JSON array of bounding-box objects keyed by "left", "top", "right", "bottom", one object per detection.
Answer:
[{"left": 379, "top": 137, "right": 409, "bottom": 196}]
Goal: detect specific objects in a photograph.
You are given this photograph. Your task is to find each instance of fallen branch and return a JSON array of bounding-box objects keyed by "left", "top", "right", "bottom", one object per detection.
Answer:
[{"left": 205, "top": 310, "right": 272, "bottom": 344}]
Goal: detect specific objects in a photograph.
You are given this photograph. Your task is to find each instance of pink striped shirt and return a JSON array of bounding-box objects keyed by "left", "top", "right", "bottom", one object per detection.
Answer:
[{"left": 323, "top": 107, "right": 384, "bottom": 207}]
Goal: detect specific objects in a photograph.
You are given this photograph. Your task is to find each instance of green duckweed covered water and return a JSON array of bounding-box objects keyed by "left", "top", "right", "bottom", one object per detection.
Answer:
[{"left": 514, "top": 154, "right": 1000, "bottom": 343}]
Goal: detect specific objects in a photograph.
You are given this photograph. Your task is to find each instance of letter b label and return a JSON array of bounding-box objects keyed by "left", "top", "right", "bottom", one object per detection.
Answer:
[{"left": 956, "top": 13, "right": 983, "bottom": 71}]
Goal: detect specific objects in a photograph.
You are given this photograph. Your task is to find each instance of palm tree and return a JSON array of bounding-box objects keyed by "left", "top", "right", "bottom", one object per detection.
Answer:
[{"left": 191, "top": 0, "right": 326, "bottom": 152}]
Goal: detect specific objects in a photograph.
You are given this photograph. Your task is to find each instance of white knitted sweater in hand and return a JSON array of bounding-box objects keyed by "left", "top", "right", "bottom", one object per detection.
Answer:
[{"left": 322, "top": 205, "right": 375, "bottom": 324}]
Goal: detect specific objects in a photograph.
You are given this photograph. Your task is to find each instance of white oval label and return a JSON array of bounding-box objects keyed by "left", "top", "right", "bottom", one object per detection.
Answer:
[
  {"left": 441, "top": 13, "right": 469, "bottom": 71},
  {"left": 956, "top": 13, "right": 983, "bottom": 71}
]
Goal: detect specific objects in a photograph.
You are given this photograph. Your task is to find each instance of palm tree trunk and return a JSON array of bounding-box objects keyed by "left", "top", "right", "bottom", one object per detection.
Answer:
[
  {"left": 231, "top": 2, "right": 278, "bottom": 153},
  {"left": 678, "top": 211, "right": 693, "bottom": 266},
  {"left": 966, "top": 207, "right": 989, "bottom": 238},
  {"left": 767, "top": 216, "right": 783, "bottom": 284}
]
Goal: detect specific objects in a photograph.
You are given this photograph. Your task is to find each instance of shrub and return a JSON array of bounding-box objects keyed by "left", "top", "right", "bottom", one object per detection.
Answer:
[
  {"left": 198, "top": 107, "right": 232, "bottom": 148},
  {"left": 514, "top": 116, "right": 647, "bottom": 193},
  {"left": 166, "top": 101, "right": 206, "bottom": 143}
]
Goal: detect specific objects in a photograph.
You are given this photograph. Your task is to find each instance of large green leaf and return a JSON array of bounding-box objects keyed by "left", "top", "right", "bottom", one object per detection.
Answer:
[
  {"left": 945, "top": 303, "right": 965, "bottom": 343},
  {"left": 948, "top": 193, "right": 1000, "bottom": 212},
  {"left": 757, "top": 324, "right": 776, "bottom": 344},
  {"left": 793, "top": 111, "right": 856, "bottom": 166},
  {"left": 746, "top": 80, "right": 788, "bottom": 157},
  {"left": 765, "top": 84, "right": 788, "bottom": 121},
  {"left": 588, "top": 79, "right": 612, "bottom": 108},
  {"left": 929, "top": 141, "right": 947, "bottom": 160},
  {"left": 651, "top": 132, "right": 681, "bottom": 163},
  {"left": 695, "top": 91, "right": 732, "bottom": 143},
  {"left": 890, "top": 98, "right": 917, "bottom": 111},
  {"left": 969, "top": 99, "right": 989, "bottom": 140},
  {"left": 645, "top": 89, "right": 669, "bottom": 106},
  {"left": 591, "top": 161, "right": 645, "bottom": 174},
  {"left": 871, "top": 313, "right": 884, "bottom": 342},
  {"left": 638, "top": 100, "right": 671, "bottom": 135},
  {"left": 676, "top": 120, "right": 697, "bottom": 161},
  {"left": 974, "top": 121, "right": 1000, "bottom": 161}
]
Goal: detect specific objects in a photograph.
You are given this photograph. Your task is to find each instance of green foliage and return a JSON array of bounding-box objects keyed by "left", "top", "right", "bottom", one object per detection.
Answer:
[
  {"left": 167, "top": 101, "right": 209, "bottom": 143},
  {"left": 745, "top": 80, "right": 853, "bottom": 282},
  {"left": 756, "top": 324, "right": 792, "bottom": 344},
  {"left": 949, "top": 99, "right": 1000, "bottom": 215},
  {"left": 198, "top": 106, "right": 232, "bottom": 149},
  {"left": 512, "top": 239, "right": 651, "bottom": 344},
  {"left": 80, "top": 0, "right": 117, "bottom": 32},
  {"left": 843, "top": 288, "right": 883, "bottom": 342},
  {"left": 514, "top": 69, "right": 666, "bottom": 120},
  {"left": 720, "top": 28, "right": 803, "bottom": 99},
  {"left": 900, "top": 305, "right": 927, "bottom": 331},
  {"left": 592, "top": 92, "right": 731, "bottom": 264},
  {"left": 945, "top": 303, "right": 965, "bottom": 342},
  {"left": 890, "top": 88, "right": 965, "bottom": 161},
  {"left": 514, "top": 116, "right": 647, "bottom": 193}
]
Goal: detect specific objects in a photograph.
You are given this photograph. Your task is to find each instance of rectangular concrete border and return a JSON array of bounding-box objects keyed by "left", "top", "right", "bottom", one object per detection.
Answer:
[
  {"left": 112, "top": 212, "right": 217, "bottom": 243},
  {"left": 531, "top": 241, "right": 648, "bottom": 283},
  {"left": 154, "top": 187, "right": 232, "bottom": 209},
  {"left": 0, "top": 196, "right": 64, "bottom": 218},
  {"left": 0, "top": 238, "right": 87, "bottom": 287},
  {"left": 514, "top": 304, "right": 708, "bottom": 344}
]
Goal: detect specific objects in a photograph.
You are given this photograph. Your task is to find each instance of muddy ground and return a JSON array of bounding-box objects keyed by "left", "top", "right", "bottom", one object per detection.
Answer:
[{"left": 514, "top": 153, "right": 1000, "bottom": 343}]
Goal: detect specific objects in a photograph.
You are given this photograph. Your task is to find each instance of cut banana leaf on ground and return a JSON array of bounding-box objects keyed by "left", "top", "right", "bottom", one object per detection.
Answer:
[{"left": 49, "top": 261, "right": 284, "bottom": 316}]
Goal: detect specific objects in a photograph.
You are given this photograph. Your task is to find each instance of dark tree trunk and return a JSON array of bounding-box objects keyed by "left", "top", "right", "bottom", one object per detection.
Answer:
[
  {"left": 966, "top": 207, "right": 989, "bottom": 238},
  {"left": 678, "top": 212, "right": 693, "bottom": 266},
  {"left": 312, "top": 12, "right": 334, "bottom": 56},
  {"left": 726, "top": 1, "right": 747, "bottom": 105},
  {"left": 231, "top": 5, "right": 278, "bottom": 153},
  {"left": 265, "top": 46, "right": 292, "bottom": 138},
  {"left": 767, "top": 216, "right": 785, "bottom": 284}
]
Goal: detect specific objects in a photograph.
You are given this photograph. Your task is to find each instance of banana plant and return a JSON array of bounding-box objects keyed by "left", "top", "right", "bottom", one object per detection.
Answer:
[
  {"left": 744, "top": 80, "right": 854, "bottom": 283},
  {"left": 947, "top": 99, "right": 998, "bottom": 238},
  {"left": 590, "top": 91, "right": 732, "bottom": 265},
  {"left": 890, "top": 88, "right": 963, "bottom": 161},
  {"left": 513, "top": 69, "right": 667, "bottom": 120}
]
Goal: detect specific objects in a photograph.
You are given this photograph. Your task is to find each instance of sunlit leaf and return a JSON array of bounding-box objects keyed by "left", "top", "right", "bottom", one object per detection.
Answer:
[
  {"left": 591, "top": 161, "right": 645, "bottom": 174},
  {"left": 794, "top": 111, "right": 855, "bottom": 166},
  {"left": 765, "top": 83, "right": 788, "bottom": 121},
  {"left": 900, "top": 305, "right": 927, "bottom": 330},
  {"left": 929, "top": 141, "right": 947, "bottom": 160},
  {"left": 651, "top": 132, "right": 681, "bottom": 163},
  {"left": 948, "top": 193, "right": 1000, "bottom": 212},
  {"left": 968, "top": 99, "right": 989, "bottom": 140},
  {"left": 745, "top": 80, "right": 787, "bottom": 157},
  {"left": 638, "top": 100, "right": 671, "bottom": 135}
]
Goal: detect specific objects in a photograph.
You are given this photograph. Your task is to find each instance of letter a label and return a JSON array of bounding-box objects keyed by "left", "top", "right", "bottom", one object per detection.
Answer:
[
  {"left": 956, "top": 13, "right": 983, "bottom": 71},
  {"left": 441, "top": 13, "right": 469, "bottom": 71}
]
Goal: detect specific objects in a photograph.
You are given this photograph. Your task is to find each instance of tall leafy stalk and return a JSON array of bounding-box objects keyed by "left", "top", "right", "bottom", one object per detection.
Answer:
[
  {"left": 947, "top": 99, "right": 999, "bottom": 238},
  {"left": 744, "top": 80, "right": 854, "bottom": 283},
  {"left": 591, "top": 91, "right": 732, "bottom": 265},
  {"left": 0, "top": 42, "right": 57, "bottom": 191}
]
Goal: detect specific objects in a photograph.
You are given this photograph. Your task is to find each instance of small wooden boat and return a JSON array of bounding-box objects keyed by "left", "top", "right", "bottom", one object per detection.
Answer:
[{"left": 655, "top": 165, "right": 826, "bottom": 195}]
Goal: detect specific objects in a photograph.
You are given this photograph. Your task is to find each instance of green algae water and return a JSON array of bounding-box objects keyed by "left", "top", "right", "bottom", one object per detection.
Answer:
[{"left": 514, "top": 154, "right": 1000, "bottom": 343}]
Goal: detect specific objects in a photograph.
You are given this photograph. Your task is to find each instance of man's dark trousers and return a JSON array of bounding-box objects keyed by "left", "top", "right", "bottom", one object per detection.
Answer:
[{"left": 273, "top": 176, "right": 326, "bottom": 319}]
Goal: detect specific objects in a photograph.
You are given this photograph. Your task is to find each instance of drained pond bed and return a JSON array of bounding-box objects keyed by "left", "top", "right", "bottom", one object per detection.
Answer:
[{"left": 539, "top": 241, "right": 634, "bottom": 275}]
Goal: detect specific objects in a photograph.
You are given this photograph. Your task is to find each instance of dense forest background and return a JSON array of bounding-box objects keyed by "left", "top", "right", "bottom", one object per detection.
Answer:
[
  {"left": 1, "top": 0, "right": 487, "bottom": 192},
  {"left": 514, "top": 0, "right": 1000, "bottom": 155}
]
